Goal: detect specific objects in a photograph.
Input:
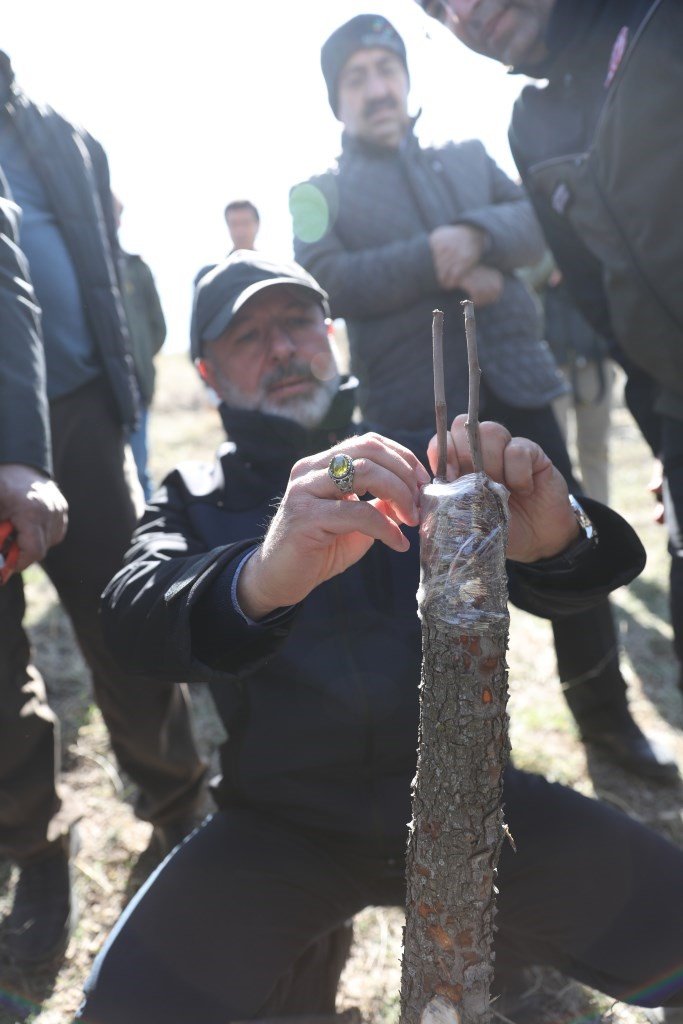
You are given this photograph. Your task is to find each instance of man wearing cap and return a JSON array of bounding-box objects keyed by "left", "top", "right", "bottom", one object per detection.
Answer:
[
  {"left": 0, "top": 53, "right": 206, "bottom": 969},
  {"left": 289, "top": 14, "right": 675, "bottom": 784},
  {"left": 77, "top": 250, "right": 683, "bottom": 1023}
]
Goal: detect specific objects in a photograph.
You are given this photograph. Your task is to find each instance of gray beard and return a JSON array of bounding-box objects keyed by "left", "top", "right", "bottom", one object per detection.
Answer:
[{"left": 216, "top": 366, "right": 341, "bottom": 429}]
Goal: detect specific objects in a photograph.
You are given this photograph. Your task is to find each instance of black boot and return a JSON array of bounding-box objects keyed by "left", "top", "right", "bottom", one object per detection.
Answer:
[
  {"left": 580, "top": 714, "right": 679, "bottom": 782},
  {"left": 553, "top": 603, "right": 679, "bottom": 782},
  {"left": 5, "top": 830, "right": 77, "bottom": 967}
]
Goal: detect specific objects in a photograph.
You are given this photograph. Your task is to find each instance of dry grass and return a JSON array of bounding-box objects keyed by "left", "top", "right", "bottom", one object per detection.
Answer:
[{"left": 0, "top": 356, "right": 680, "bottom": 1023}]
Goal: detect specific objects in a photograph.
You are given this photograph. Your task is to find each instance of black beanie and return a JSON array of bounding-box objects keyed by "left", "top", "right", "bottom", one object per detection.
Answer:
[{"left": 321, "top": 14, "right": 408, "bottom": 117}]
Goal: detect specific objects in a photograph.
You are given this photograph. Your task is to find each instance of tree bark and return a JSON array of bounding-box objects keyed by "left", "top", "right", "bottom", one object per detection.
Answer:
[{"left": 400, "top": 473, "right": 510, "bottom": 1024}]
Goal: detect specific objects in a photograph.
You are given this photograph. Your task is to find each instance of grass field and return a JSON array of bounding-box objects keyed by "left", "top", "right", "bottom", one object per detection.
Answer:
[{"left": 0, "top": 354, "right": 680, "bottom": 1024}]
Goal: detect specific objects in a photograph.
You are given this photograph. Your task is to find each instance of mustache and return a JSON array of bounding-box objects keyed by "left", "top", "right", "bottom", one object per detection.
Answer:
[
  {"left": 363, "top": 96, "right": 398, "bottom": 119},
  {"left": 262, "top": 359, "right": 317, "bottom": 392}
]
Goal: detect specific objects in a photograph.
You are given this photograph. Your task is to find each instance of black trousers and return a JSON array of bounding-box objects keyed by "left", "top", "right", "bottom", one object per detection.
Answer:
[
  {"left": 622, "top": 368, "right": 683, "bottom": 670},
  {"left": 482, "top": 393, "right": 628, "bottom": 730},
  {"left": 78, "top": 768, "right": 683, "bottom": 1023},
  {"left": 0, "top": 379, "right": 206, "bottom": 862},
  {"left": 661, "top": 414, "right": 683, "bottom": 667}
]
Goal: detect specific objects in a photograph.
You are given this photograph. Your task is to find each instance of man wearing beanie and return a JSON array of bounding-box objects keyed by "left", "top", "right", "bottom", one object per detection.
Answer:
[
  {"left": 290, "top": 14, "right": 677, "bottom": 786},
  {"left": 293, "top": 13, "right": 563, "bottom": 432}
]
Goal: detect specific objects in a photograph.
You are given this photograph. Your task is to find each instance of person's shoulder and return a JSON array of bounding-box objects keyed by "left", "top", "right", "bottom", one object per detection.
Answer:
[
  {"left": 34, "top": 100, "right": 92, "bottom": 143},
  {"left": 433, "top": 137, "right": 490, "bottom": 168},
  {"left": 290, "top": 166, "right": 341, "bottom": 242},
  {"left": 126, "top": 252, "right": 154, "bottom": 275},
  {"left": 19, "top": 95, "right": 77, "bottom": 143},
  {"left": 290, "top": 159, "right": 340, "bottom": 196},
  {"left": 159, "top": 445, "right": 235, "bottom": 504},
  {"left": 512, "top": 79, "right": 552, "bottom": 122}
]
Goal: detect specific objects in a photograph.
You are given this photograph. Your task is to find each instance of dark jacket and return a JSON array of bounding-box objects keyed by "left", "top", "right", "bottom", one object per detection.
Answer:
[
  {"left": 508, "top": 0, "right": 683, "bottom": 419},
  {"left": 101, "top": 383, "right": 645, "bottom": 848},
  {"left": 0, "top": 169, "right": 50, "bottom": 474},
  {"left": 0, "top": 51, "right": 139, "bottom": 428},
  {"left": 544, "top": 282, "right": 608, "bottom": 365},
  {"left": 118, "top": 251, "right": 166, "bottom": 406},
  {"left": 291, "top": 128, "right": 565, "bottom": 431}
]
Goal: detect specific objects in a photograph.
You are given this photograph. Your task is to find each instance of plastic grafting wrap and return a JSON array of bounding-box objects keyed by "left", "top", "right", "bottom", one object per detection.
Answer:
[{"left": 417, "top": 473, "right": 510, "bottom": 635}]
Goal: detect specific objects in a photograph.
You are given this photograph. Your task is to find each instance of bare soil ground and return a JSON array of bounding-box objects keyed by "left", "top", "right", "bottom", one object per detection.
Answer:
[{"left": 1, "top": 355, "right": 680, "bottom": 1024}]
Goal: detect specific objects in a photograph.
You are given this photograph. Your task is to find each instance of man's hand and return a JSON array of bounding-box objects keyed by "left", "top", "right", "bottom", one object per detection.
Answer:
[
  {"left": 237, "top": 433, "right": 430, "bottom": 620},
  {"left": 0, "top": 464, "right": 68, "bottom": 577},
  {"left": 427, "top": 416, "right": 579, "bottom": 562},
  {"left": 429, "top": 225, "right": 487, "bottom": 291},
  {"left": 458, "top": 264, "right": 504, "bottom": 307}
]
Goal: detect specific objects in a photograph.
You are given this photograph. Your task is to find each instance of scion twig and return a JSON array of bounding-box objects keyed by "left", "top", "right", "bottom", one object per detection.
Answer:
[
  {"left": 432, "top": 309, "right": 448, "bottom": 481},
  {"left": 461, "top": 300, "right": 483, "bottom": 474}
]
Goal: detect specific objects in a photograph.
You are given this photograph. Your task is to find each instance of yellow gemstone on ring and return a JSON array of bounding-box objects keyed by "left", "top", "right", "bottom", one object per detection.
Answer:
[{"left": 329, "top": 454, "right": 353, "bottom": 479}]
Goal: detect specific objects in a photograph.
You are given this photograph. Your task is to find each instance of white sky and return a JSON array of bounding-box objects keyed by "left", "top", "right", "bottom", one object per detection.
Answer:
[{"left": 4, "top": 1, "right": 524, "bottom": 353}]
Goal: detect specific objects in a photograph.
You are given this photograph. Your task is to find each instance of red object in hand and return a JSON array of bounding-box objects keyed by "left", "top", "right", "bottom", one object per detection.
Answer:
[{"left": 0, "top": 520, "right": 19, "bottom": 584}]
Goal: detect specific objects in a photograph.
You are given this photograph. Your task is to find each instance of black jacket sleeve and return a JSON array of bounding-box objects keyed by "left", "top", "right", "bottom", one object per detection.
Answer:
[
  {"left": 0, "top": 170, "right": 51, "bottom": 475},
  {"left": 100, "top": 474, "right": 299, "bottom": 682},
  {"left": 507, "top": 498, "right": 646, "bottom": 619},
  {"left": 103, "top": 454, "right": 646, "bottom": 684}
]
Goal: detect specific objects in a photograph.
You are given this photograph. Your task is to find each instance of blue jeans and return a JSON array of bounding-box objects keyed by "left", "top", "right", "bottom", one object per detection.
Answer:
[{"left": 128, "top": 405, "right": 153, "bottom": 502}]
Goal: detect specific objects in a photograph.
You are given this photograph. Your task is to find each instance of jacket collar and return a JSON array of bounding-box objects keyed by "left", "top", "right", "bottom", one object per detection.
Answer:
[
  {"left": 219, "top": 376, "right": 359, "bottom": 472},
  {"left": 339, "top": 112, "right": 422, "bottom": 160}
]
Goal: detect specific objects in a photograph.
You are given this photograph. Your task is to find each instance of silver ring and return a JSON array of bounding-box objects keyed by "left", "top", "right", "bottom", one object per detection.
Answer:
[{"left": 328, "top": 453, "right": 355, "bottom": 494}]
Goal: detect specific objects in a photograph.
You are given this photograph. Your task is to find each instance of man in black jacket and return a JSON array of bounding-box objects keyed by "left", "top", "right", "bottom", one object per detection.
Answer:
[
  {"left": 77, "top": 252, "right": 683, "bottom": 1024},
  {"left": 417, "top": 0, "right": 683, "bottom": 682},
  {"left": 0, "top": 174, "right": 67, "bottom": 568},
  {"left": 291, "top": 14, "right": 676, "bottom": 787},
  {"left": 0, "top": 55, "right": 205, "bottom": 966}
]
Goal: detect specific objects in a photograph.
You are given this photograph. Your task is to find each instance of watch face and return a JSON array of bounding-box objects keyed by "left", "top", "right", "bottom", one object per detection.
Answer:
[{"left": 568, "top": 495, "right": 597, "bottom": 544}]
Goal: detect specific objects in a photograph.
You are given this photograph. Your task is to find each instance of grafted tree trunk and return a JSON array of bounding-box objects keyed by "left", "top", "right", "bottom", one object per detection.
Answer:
[{"left": 400, "top": 304, "right": 511, "bottom": 1024}]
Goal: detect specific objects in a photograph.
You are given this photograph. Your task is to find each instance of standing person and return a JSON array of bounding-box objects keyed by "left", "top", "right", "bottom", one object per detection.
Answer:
[
  {"left": 112, "top": 195, "right": 167, "bottom": 501},
  {"left": 76, "top": 252, "right": 683, "bottom": 1024},
  {"left": 224, "top": 199, "right": 260, "bottom": 252},
  {"left": 545, "top": 272, "right": 614, "bottom": 508},
  {"left": 0, "top": 53, "right": 206, "bottom": 967},
  {"left": 0, "top": 169, "right": 68, "bottom": 573},
  {"left": 522, "top": 254, "right": 615, "bottom": 506},
  {"left": 417, "top": 0, "right": 683, "bottom": 682},
  {"left": 291, "top": 16, "right": 675, "bottom": 780},
  {"left": 0, "top": 170, "right": 69, "bottom": 963},
  {"left": 291, "top": 14, "right": 563, "bottom": 433}
]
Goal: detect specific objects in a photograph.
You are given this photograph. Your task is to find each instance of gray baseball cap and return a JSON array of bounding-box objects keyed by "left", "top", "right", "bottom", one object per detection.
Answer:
[{"left": 190, "top": 250, "right": 330, "bottom": 360}]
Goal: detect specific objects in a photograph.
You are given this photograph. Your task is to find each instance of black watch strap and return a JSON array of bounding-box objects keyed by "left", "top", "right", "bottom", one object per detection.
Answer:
[{"left": 512, "top": 495, "right": 599, "bottom": 574}]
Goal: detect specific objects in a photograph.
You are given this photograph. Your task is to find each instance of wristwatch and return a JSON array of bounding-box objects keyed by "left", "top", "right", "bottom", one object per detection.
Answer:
[
  {"left": 566, "top": 494, "right": 598, "bottom": 556},
  {"left": 569, "top": 493, "right": 593, "bottom": 548},
  {"left": 515, "top": 494, "right": 598, "bottom": 573}
]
